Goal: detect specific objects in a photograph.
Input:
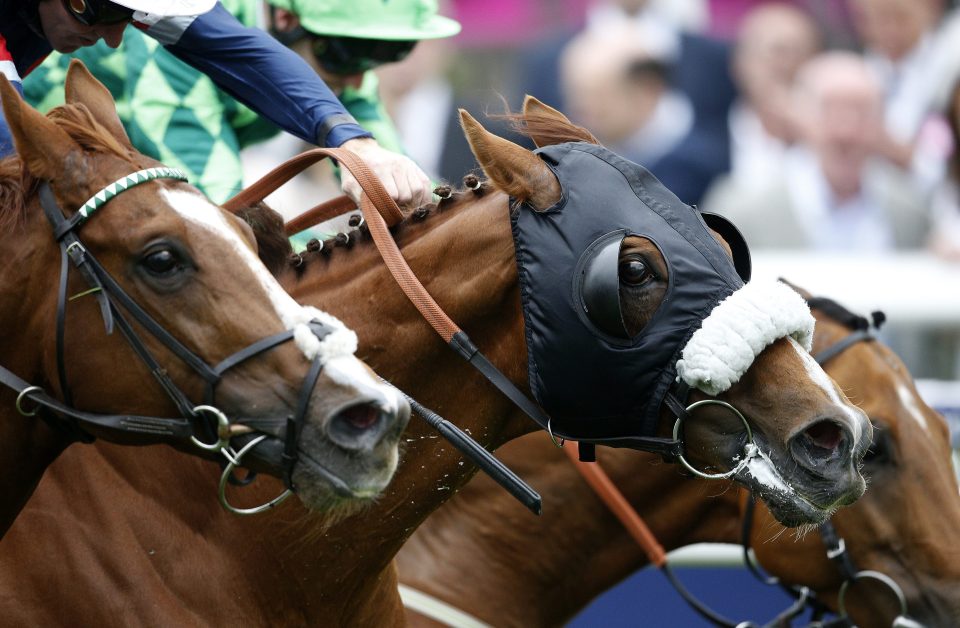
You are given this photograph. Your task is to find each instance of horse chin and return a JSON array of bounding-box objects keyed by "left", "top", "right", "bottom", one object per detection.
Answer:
[
  {"left": 734, "top": 435, "right": 857, "bottom": 527},
  {"left": 291, "top": 446, "right": 399, "bottom": 513},
  {"left": 738, "top": 470, "right": 835, "bottom": 528},
  {"left": 225, "top": 431, "right": 400, "bottom": 514}
]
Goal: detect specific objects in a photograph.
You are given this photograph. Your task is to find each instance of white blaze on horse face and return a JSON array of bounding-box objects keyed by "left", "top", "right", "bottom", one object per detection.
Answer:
[
  {"left": 789, "top": 337, "right": 866, "bottom": 443},
  {"left": 158, "top": 190, "right": 375, "bottom": 370},
  {"left": 895, "top": 382, "right": 930, "bottom": 434},
  {"left": 326, "top": 356, "right": 401, "bottom": 415}
]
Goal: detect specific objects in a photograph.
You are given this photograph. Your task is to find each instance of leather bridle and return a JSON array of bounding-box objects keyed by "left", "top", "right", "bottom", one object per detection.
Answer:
[{"left": 0, "top": 168, "right": 338, "bottom": 511}]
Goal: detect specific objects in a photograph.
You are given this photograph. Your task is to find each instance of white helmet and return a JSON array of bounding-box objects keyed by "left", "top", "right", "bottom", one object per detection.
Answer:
[{"left": 110, "top": 0, "right": 217, "bottom": 17}]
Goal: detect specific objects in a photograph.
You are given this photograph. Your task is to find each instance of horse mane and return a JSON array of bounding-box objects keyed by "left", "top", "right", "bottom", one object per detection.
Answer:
[
  {"left": 242, "top": 179, "right": 494, "bottom": 275},
  {"left": 807, "top": 296, "right": 885, "bottom": 331},
  {"left": 0, "top": 102, "right": 132, "bottom": 232}
]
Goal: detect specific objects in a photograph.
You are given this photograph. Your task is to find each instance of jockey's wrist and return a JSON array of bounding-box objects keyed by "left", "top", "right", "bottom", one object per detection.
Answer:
[
  {"left": 340, "top": 137, "right": 378, "bottom": 151},
  {"left": 323, "top": 123, "right": 372, "bottom": 149}
]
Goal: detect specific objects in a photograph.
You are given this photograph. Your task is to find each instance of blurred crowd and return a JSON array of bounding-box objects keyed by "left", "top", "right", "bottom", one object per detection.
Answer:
[{"left": 356, "top": 0, "right": 960, "bottom": 261}]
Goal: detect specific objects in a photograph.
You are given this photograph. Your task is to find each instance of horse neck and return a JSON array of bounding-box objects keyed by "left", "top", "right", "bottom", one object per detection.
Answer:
[
  {"left": 397, "top": 436, "right": 743, "bottom": 626},
  {"left": 0, "top": 203, "right": 72, "bottom": 536}
]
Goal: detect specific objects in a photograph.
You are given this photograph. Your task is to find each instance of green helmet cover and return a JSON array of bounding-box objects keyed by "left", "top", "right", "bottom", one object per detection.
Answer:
[{"left": 277, "top": 0, "right": 461, "bottom": 40}]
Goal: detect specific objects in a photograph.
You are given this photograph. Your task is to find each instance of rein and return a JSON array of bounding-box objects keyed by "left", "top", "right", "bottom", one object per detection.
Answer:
[
  {"left": 0, "top": 168, "right": 338, "bottom": 514},
  {"left": 565, "top": 299, "right": 923, "bottom": 627}
]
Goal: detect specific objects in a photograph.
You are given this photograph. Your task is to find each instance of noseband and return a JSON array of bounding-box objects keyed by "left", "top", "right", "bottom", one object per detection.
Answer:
[{"left": 0, "top": 168, "right": 336, "bottom": 513}]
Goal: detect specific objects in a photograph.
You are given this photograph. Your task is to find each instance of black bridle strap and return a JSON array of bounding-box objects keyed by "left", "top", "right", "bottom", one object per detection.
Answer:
[
  {"left": 0, "top": 363, "right": 193, "bottom": 438},
  {"left": 282, "top": 354, "right": 325, "bottom": 490},
  {"left": 55, "top": 242, "right": 73, "bottom": 408},
  {"left": 211, "top": 321, "right": 331, "bottom": 379},
  {"left": 41, "top": 184, "right": 116, "bottom": 333},
  {"left": 812, "top": 329, "right": 875, "bottom": 366},
  {"left": 820, "top": 520, "right": 858, "bottom": 582}
]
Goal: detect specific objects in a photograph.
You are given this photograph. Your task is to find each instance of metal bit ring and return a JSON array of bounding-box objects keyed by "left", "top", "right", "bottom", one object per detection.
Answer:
[{"left": 672, "top": 399, "right": 756, "bottom": 480}]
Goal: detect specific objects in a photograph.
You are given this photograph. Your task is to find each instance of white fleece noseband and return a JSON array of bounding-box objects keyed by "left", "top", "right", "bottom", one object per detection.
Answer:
[{"left": 676, "top": 281, "right": 814, "bottom": 395}]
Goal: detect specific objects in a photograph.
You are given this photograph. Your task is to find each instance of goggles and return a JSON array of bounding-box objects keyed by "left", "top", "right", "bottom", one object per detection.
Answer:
[
  {"left": 62, "top": 0, "right": 134, "bottom": 26},
  {"left": 310, "top": 35, "right": 417, "bottom": 75}
]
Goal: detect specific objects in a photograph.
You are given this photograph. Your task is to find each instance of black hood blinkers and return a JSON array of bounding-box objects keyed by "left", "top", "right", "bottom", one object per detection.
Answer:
[{"left": 510, "top": 142, "right": 751, "bottom": 447}]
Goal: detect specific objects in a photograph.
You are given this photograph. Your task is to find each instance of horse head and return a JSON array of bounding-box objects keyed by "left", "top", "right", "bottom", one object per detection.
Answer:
[
  {"left": 0, "top": 60, "right": 409, "bottom": 524},
  {"left": 459, "top": 97, "right": 871, "bottom": 527},
  {"left": 749, "top": 289, "right": 960, "bottom": 624}
]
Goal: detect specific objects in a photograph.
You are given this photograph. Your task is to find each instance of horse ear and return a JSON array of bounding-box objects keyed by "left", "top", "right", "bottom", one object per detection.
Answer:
[
  {"left": 64, "top": 59, "right": 132, "bottom": 147},
  {"left": 778, "top": 278, "right": 813, "bottom": 301},
  {"left": 521, "top": 94, "right": 599, "bottom": 147},
  {"left": 459, "top": 108, "right": 561, "bottom": 210},
  {"left": 522, "top": 96, "right": 569, "bottom": 148},
  {"left": 0, "top": 76, "right": 80, "bottom": 180}
]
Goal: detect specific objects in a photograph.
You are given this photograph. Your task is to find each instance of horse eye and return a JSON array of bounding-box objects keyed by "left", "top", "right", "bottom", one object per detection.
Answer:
[
  {"left": 141, "top": 248, "right": 183, "bottom": 277},
  {"left": 862, "top": 430, "right": 892, "bottom": 466},
  {"left": 619, "top": 258, "right": 652, "bottom": 286}
]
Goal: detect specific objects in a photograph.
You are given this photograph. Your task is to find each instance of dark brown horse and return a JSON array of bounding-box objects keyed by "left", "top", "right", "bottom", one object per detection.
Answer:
[
  {"left": 0, "top": 61, "right": 409, "bottom": 537},
  {"left": 397, "top": 294, "right": 960, "bottom": 627},
  {"left": 0, "top": 98, "right": 870, "bottom": 625}
]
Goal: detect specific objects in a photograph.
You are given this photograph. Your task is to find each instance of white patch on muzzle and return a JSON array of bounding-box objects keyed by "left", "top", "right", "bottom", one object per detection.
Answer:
[
  {"left": 292, "top": 306, "right": 358, "bottom": 363},
  {"left": 676, "top": 280, "right": 814, "bottom": 395}
]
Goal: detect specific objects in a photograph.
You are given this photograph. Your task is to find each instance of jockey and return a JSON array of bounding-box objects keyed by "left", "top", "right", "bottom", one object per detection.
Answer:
[
  {"left": 265, "top": 0, "right": 461, "bottom": 156},
  {"left": 263, "top": 0, "right": 461, "bottom": 247},
  {"left": 0, "top": 0, "right": 433, "bottom": 207}
]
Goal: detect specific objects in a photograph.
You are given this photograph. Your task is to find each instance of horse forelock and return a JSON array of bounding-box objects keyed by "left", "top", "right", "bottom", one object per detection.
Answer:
[{"left": 0, "top": 102, "right": 132, "bottom": 232}]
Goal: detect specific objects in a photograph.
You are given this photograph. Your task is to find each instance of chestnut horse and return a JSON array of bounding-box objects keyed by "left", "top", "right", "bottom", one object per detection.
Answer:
[
  {"left": 0, "top": 62, "right": 409, "bottom": 537},
  {"left": 397, "top": 293, "right": 960, "bottom": 626},
  {"left": 0, "top": 99, "right": 869, "bottom": 624}
]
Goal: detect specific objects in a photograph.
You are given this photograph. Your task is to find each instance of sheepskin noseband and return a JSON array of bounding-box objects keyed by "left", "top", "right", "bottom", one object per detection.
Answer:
[
  {"left": 676, "top": 280, "right": 815, "bottom": 395},
  {"left": 511, "top": 142, "right": 755, "bottom": 447}
]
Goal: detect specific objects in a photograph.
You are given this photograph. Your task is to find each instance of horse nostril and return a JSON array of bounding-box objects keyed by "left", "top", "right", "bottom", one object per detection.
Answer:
[
  {"left": 328, "top": 402, "right": 389, "bottom": 452},
  {"left": 790, "top": 419, "right": 852, "bottom": 472},
  {"left": 803, "top": 420, "right": 844, "bottom": 452},
  {"left": 338, "top": 404, "right": 380, "bottom": 431}
]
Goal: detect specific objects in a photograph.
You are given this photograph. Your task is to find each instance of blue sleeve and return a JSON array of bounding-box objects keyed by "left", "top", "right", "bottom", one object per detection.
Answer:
[
  {"left": 0, "top": 80, "right": 22, "bottom": 158},
  {"left": 144, "top": 3, "right": 372, "bottom": 148}
]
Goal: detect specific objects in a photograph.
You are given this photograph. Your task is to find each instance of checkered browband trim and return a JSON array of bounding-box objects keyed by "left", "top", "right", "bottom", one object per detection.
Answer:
[{"left": 76, "top": 167, "right": 189, "bottom": 222}]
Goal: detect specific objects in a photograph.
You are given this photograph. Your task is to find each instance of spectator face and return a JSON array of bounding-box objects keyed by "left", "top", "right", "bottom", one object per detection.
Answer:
[
  {"left": 851, "top": 0, "right": 939, "bottom": 62},
  {"left": 560, "top": 34, "right": 664, "bottom": 145},
  {"left": 613, "top": 0, "right": 651, "bottom": 14},
  {"left": 734, "top": 4, "right": 821, "bottom": 109},
  {"left": 37, "top": 0, "right": 127, "bottom": 52},
  {"left": 796, "top": 54, "right": 884, "bottom": 196}
]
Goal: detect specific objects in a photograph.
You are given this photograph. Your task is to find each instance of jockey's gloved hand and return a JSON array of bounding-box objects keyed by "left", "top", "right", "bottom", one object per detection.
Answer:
[{"left": 340, "top": 137, "right": 432, "bottom": 210}]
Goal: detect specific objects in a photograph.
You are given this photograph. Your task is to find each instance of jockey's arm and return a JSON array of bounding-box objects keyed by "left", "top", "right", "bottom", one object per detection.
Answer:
[{"left": 137, "top": 2, "right": 430, "bottom": 207}]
